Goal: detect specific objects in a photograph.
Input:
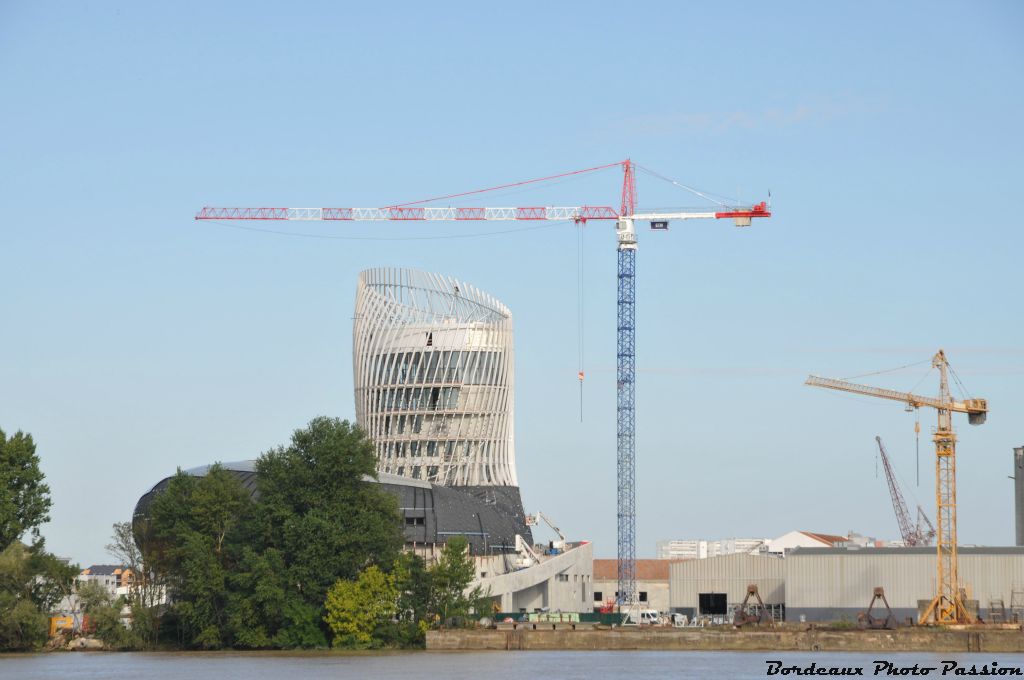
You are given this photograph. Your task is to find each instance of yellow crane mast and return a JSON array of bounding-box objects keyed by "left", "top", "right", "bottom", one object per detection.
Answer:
[{"left": 805, "top": 350, "right": 988, "bottom": 625}]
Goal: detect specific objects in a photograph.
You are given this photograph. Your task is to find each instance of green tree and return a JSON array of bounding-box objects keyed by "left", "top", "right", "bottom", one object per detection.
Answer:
[
  {"left": 0, "top": 428, "right": 76, "bottom": 651},
  {"left": 233, "top": 417, "right": 403, "bottom": 647},
  {"left": 0, "top": 429, "right": 51, "bottom": 548},
  {"left": 429, "top": 536, "right": 484, "bottom": 624},
  {"left": 106, "top": 521, "right": 163, "bottom": 647},
  {"left": 0, "top": 542, "right": 48, "bottom": 650},
  {"left": 26, "top": 542, "right": 78, "bottom": 618},
  {"left": 324, "top": 565, "right": 397, "bottom": 649},
  {"left": 147, "top": 465, "right": 251, "bottom": 649},
  {"left": 394, "top": 552, "right": 432, "bottom": 624},
  {"left": 77, "top": 580, "right": 143, "bottom": 650}
]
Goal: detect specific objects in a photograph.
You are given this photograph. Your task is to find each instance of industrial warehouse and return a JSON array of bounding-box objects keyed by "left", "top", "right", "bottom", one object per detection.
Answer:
[{"left": 665, "top": 546, "right": 1024, "bottom": 624}]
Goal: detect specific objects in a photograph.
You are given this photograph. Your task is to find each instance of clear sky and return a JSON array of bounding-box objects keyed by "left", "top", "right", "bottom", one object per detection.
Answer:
[{"left": 1, "top": 2, "right": 1022, "bottom": 565}]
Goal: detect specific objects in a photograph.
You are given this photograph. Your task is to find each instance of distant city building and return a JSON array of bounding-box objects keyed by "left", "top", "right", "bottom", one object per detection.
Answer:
[
  {"left": 764, "top": 530, "right": 849, "bottom": 555},
  {"left": 656, "top": 538, "right": 766, "bottom": 560},
  {"left": 657, "top": 531, "right": 864, "bottom": 560},
  {"left": 353, "top": 267, "right": 516, "bottom": 486},
  {"left": 77, "top": 565, "right": 133, "bottom": 598}
]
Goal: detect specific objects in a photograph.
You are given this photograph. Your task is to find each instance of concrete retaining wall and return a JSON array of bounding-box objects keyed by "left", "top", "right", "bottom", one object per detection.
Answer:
[{"left": 427, "top": 628, "right": 1024, "bottom": 653}]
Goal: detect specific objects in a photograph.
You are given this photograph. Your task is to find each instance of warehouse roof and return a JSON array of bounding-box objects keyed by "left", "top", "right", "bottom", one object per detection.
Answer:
[
  {"left": 592, "top": 559, "right": 686, "bottom": 581},
  {"left": 790, "top": 545, "right": 1024, "bottom": 556},
  {"left": 799, "top": 531, "right": 848, "bottom": 546}
]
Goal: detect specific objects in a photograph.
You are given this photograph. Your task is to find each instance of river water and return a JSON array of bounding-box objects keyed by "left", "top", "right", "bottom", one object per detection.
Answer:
[{"left": 2, "top": 651, "right": 1023, "bottom": 679}]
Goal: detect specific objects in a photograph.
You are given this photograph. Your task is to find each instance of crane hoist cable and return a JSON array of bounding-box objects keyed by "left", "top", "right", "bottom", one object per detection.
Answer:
[{"left": 577, "top": 217, "right": 585, "bottom": 422}]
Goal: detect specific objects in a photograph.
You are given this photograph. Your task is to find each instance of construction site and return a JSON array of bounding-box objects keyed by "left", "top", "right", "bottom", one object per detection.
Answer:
[{"left": 193, "top": 159, "right": 1024, "bottom": 648}]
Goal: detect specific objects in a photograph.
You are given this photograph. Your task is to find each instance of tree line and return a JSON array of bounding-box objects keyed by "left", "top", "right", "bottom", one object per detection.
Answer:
[{"left": 1, "top": 417, "right": 485, "bottom": 651}]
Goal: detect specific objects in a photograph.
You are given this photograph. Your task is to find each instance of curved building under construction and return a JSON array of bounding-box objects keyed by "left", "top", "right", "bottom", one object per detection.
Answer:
[{"left": 353, "top": 268, "right": 516, "bottom": 487}]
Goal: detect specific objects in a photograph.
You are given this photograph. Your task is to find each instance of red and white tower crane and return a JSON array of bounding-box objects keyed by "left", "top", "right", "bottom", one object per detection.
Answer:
[{"left": 196, "top": 159, "right": 771, "bottom": 609}]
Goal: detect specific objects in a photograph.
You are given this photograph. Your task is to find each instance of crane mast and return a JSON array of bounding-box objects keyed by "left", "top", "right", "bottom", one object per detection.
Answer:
[
  {"left": 615, "top": 162, "right": 638, "bottom": 607},
  {"left": 806, "top": 350, "right": 988, "bottom": 624},
  {"left": 197, "top": 160, "right": 771, "bottom": 614}
]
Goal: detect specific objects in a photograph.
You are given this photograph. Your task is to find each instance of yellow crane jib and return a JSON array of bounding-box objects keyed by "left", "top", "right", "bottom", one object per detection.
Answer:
[{"left": 804, "top": 350, "right": 987, "bottom": 625}]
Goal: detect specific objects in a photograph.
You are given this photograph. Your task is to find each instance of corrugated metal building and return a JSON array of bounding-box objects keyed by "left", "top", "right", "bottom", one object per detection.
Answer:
[
  {"left": 667, "top": 547, "right": 1024, "bottom": 623},
  {"left": 786, "top": 547, "right": 1024, "bottom": 622},
  {"left": 669, "top": 553, "right": 785, "bottom": 618}
]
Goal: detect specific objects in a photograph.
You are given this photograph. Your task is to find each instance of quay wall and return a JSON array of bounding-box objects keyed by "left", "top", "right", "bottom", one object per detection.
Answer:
[{"left": 427, "top": 628, "right": 1024, "bottom": 653}]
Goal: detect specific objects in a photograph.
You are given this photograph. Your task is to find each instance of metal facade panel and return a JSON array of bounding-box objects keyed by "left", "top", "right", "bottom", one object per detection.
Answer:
[
  {"left": 785, "top": 550, "right": 1024, "bottom": 609},
  {"left": 669, "top": 554, "right": 786, "bottom": 608},
  {"left": 786, "top": 551, "right": 931, "bottom": 608}
]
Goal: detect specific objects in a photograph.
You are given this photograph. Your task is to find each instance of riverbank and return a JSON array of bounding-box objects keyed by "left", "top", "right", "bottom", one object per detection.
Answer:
[{"left": 427, "top": 627, "right": 1024, "bottom": 653}]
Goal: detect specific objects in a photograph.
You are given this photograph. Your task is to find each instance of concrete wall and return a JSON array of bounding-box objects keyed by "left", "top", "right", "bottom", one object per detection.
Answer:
[
  {"left": 475, "top": 542, "right": 593, "bottom": 613},
  {"left": 669, "top": 553, "right": 785, "bottom": 614},
  {"left": 592, "top": 579, "right": 670, "bottom": 613},
  {"left": 428, "top": 628, "right": 1024, "bottom": 653}
]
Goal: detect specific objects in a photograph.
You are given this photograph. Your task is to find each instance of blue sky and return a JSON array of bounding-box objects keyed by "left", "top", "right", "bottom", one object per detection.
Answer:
[{"left": 1, "top": 2, "right": 1022, "bottom": 564}]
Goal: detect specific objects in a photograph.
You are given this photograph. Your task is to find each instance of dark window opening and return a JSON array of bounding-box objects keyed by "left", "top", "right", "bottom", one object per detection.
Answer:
[
  {"left": 639, "top": 591, "right": 648, "bottom": 602},
  {"left": 404, "top": 516, "right": 425, "bottom": 526},
  {"left": 594, "top": 591, "right": 603, "bottom": 602},
  {"left": 698, "top": 593, "right": 727, "bottom": 616},
  {"left": 426, "top": 332, "right": 433, "bottom": 347}
]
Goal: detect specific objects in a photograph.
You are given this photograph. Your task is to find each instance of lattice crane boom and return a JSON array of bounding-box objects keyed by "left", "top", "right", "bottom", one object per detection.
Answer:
[
  {"left": 195, "top": 204, "right": 769, "bottom": 223},
  {"left": 805, "top": 376, "right": 988, "bottom": 421},
  {"left": 876, "top": 436, "right": 918, "bottom": 546}
]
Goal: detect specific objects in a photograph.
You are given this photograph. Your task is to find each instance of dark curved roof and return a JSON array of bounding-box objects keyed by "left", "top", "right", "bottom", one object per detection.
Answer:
[{"left": 134, "top": 461, "right": 531, "bottom": 555}]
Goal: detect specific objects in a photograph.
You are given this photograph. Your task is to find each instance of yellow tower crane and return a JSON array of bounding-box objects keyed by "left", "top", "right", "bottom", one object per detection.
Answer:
[{"left": 805, "top": 350, "right": 988, "bottom": 625}]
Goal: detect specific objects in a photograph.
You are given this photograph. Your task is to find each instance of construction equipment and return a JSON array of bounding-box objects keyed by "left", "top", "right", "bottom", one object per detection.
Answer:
[
  {"left": 987, "top": 597, "right": 1007, "bottom": 623},
  {"left": 858, "top": 587, "right": 896, "bottom": 629},
  {"left": 733, "top": 584, "right": 772, "bottom": 627},
  {"left": 875, "top": 436, "right": 936, "bottom": 546},
  {"left": 514, "top": 534, "right": 541, "bottom": 568},
  {"left": 525, "top": 511, "right": 566, "bottom": 553},
  {"left": 197, "top": 159, "right": 770, "bottom": 610},
  {"left": 806, "top": 349, "right": 988, "bottom": 624}
]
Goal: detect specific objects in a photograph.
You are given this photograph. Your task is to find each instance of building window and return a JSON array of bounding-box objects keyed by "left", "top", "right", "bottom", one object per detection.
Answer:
[
  {"left": 594, "top": 591, "right": 603, "bottom": 602},
  {"left": 556, "top": 573, "right": 569, "bottom": 582},
  {"left": 639, "top": 591, "right": 648, "bottom": 602},
  {"left": 404, "top": 516, "right": 424, "bottom": 526}
]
